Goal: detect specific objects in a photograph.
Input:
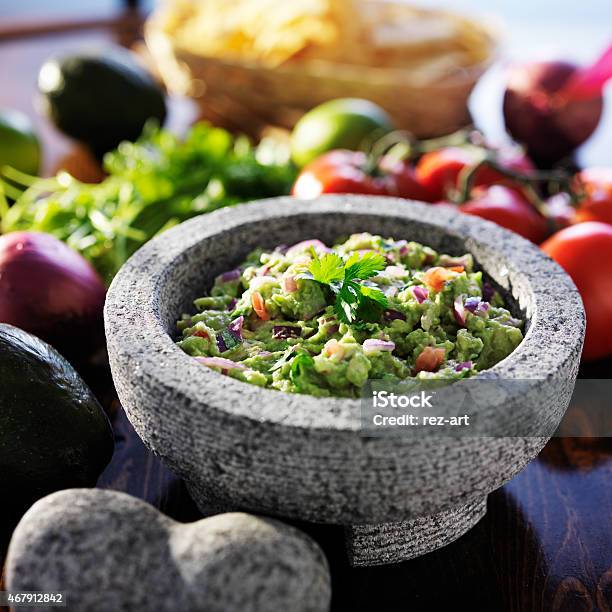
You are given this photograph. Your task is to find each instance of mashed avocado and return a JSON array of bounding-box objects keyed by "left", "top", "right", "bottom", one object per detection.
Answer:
[{"left": 176, "top": 233, "right": 524, "bottom": 398}]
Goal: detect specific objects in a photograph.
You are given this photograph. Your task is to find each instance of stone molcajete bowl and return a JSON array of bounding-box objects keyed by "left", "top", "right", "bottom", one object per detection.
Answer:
[{"left": 105, "top": 196, "right": 585, "bottom": 566}]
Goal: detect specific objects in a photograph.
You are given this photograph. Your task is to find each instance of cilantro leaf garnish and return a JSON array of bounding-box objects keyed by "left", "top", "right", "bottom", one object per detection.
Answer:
[
  {"left": 344, "top": 251, "right": 387, "bottom": 281},
  {"left": 299, "top": 249, "right": 388, "bottom": 324},
  {"left": 302, "top": 252, "right": 345, "bottom": 285}
]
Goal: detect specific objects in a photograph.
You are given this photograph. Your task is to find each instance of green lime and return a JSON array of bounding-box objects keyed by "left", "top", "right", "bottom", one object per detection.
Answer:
[
  {"left": 290, "top": 98, "right": 395, "bottom": 167},
  {"left": 0, "top": 109, "right": 41, "bottom": 176}
]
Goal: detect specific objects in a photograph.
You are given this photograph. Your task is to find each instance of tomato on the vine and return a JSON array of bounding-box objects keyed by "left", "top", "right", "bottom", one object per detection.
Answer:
[
  {"left": 541, "top": 221, "right": 612, "bottom": 361},
  {"left": 459, "top": 185, "right": 549, "bottom": 243},
  {"left": 574, "top": 167, "right": 612, "bottom": 225},
  {"left": 291, "top": 150, "right": 433, "bottom": 201},
  {"left": 415, "top": 146, "right": 534, "bottom": 201}
]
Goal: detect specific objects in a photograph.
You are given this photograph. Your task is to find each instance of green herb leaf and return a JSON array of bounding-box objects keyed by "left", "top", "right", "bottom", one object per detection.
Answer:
[
  {"left": 356, "top": 284, "right": 388, "bottom": 322},
  {"left": 344, "top": 251, "right": 386, "bottom": 281},
  {"left": 302, "top": 251, "right": 388, "bottom": 325},
  {"left": 359, "top": 283, "right": 388, "bottom": 306},
  {"left": 302, "top": 252, "right": 345, "bottom": 285},
  {"left": 0, "top": 122, "right": 296, "bottom": 284},
  {"left": 289, "top": 352, "right": 316, "bottom": 390},
  {"left": 270, "top": 346, "right": 296, "bottom": 372}
]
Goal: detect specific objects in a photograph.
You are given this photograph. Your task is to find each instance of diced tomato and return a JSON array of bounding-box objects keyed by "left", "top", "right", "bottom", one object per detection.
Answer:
[
  {"left": 193, "top": 330, "right": 209, "bottom": 339},
  {"left": 448, "top": 265, "right": 465, "bottom": 273},
  {"left": 415, "top": 346, "right": 446, "bottom": 373},
  {"left": 422, "top": 266, "right": 459, "bottom": 292},
  {"left": 251, "top": 291, "right": 270, "bottom": 320}
]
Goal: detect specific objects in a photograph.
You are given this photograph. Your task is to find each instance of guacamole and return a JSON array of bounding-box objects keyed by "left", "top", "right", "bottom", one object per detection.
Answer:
[{"left": 176, "top": 233, "right": 524, "bottom": 398}]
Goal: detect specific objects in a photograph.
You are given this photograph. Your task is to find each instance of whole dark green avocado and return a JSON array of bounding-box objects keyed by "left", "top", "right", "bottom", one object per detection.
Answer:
[
  {"left": 0, "top": 324, "right": 114, "bottom": 521},
  {"left": 38, "top": 47, "right": 167, "bottom": 156}
]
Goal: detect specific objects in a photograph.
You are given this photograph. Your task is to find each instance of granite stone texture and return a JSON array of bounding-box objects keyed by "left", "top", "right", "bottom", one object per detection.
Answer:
[
  {"left": 6, "top": 489, "right": 331, "bottom": 612},
  {"left": 104, "top": 195, "right": 586, "bottom": 565}
]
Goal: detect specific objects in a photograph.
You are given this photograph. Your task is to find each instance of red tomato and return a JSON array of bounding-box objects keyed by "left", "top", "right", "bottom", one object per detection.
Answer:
[
  {"left": 459, "top": 185, "right": 549, "bottom": 243},
  {"left": 422, "top": 266, "right": 462, "bottom": 292},
  {"left": 292, "top": 150, "right": 433, "bottom": 201},
  {"left": 251, "top": 291, "right": 269, "bottom": 320},
  {"left": 415, "top": 146, "right": 534, "bottom": 201},
  {"left": 574, "top": 168, "right": 612, "bottom": 225},
  {"left": 541, "top": 222, "right": 612, "bottom": 361},
  {"left": 415, "top": 346, "right": 446, "bottom": 373}
]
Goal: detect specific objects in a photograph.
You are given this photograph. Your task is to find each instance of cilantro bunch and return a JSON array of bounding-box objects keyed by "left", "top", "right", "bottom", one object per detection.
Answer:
[
  {"left": 299, "top": 250, "right": 388, "bottom": 324},
  {"left": 0, "top": 122, "right": 296, "bottom": 284}
]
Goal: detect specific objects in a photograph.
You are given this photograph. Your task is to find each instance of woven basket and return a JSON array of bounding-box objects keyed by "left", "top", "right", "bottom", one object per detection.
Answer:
[{"left": 145, "top": 6, "right": 497, "bottom": 138}]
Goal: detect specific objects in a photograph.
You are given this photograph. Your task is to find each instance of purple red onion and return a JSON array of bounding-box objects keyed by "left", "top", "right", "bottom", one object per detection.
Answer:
[
  {"left": 464, "top": 297, "right": 490, "bottom": 317},
  {"left": 0, "top": 231, "right": 106, "bottom": 358},
  {"left": 455, "top": 361, "right": 473, "bottom": 372},
  {"left": 219, "top": 268, "right": 241, "bottom": 282},
  {"left": 411, "top": 285, "right": 429, "bottom": 304},
  {"left": 272, "top": 325, "right": 301, "bottom": 339},
  {"left": 453, "top": 295, "right": 467, "bottom": 326},
  {"left": 395, "top": 240, "right": 409, "bottom": 256},
  {"left": 228, "top": 315, "right": 244, "bottom": 337},
  {"left": 383, "top": 309, "right": 406, "bottom": 321},
  {"left": 464, "top": 297, "right": 482, "bottom": 312},
  {"left": 217, "top": 316, "right": 244, "bottom": 352},
  {"left": 363, "top": 339, "right": 395, "bottom": 355}
]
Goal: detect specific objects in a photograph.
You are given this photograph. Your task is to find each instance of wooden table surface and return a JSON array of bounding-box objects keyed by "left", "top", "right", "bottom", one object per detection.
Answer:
[{"left": 0, "top": 9, "right": 611, "bottom": 612}]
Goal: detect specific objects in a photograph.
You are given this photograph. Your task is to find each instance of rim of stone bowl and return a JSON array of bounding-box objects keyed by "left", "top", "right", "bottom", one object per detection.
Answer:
[{"left": 104, "top": 195, "right": 585, "bottom": 433}]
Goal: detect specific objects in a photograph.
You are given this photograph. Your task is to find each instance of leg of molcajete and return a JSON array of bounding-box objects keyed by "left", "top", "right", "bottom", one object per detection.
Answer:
[{"left": 345, "top": 497, "right": 488, "bottom": 567}]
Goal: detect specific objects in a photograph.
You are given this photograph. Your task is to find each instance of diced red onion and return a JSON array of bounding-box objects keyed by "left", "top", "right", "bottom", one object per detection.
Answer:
[
  {"left": 272, "top": 325, "right": 301, "bottom": 339},
  {"left": 482, "top": 282, "right": 495, "bottom": 302},
  {"left": 227, "top": 298, "right": 238, "bottom": 311},
  {"left": 282, "top": 275, "right": 298, "bottom": 293},
  {"left": 465, "top": 297, "right": 490, "bottom": 317},
  {"left": 395, "top": 239, "right": 409, "bottom": 255},
  {"left": 327, "top": 324, "right": 340, "bottom": 335},
  {"left": 219, "top": 268, "right": 241, "bottom": 282},
  {"left": 363, "top": 339, "right": 395, "bottom": 355},
  {"left": 384, "top": 309, "right": 406, "bottom": 321},
  {"left": 464, "top": 297, "right": 482, "bottom": 313},
  {"left": 286, "top": 239, "right": 331, "bottom": 256},
  {"left": 453, "top": 294, "right": 467, "bottom": 326},
  {"left": 216, "top": 336, "right": 227, "bottom": 353},
  {"left": 217, "top": 316, "right": 244, "bottom": 352},
  {"left": 455, "top": 361, "right": 473, "bottom": 372},
  {"left": 195, "top": 356, "right": 246, "bottom": 374},
  {"left": 228, "top": 315, "right": 244, "bottom": 338},
  {"left": 411, "top": 286, "right": 429, "bottom": 303}
]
